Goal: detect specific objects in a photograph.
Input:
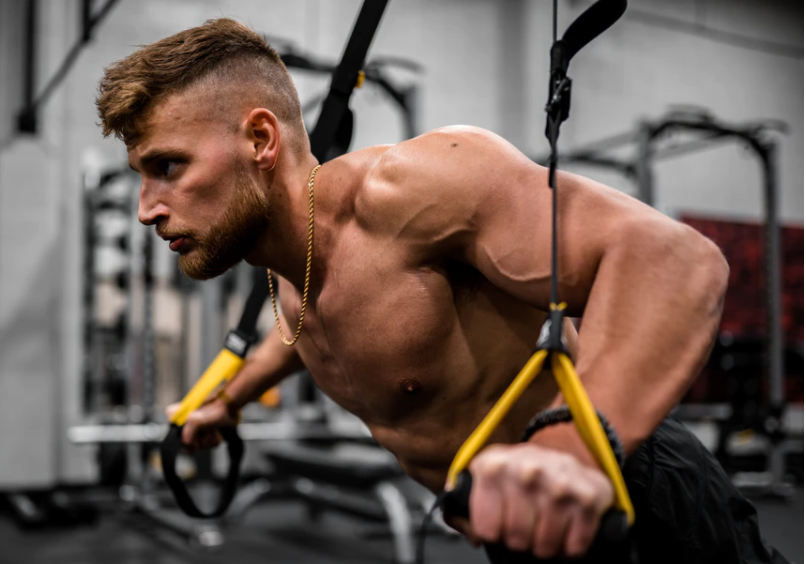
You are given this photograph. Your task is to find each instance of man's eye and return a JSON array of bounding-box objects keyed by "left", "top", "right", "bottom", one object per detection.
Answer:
[{"left": 157, "top": 160, "right": 179, "bottom": 177}]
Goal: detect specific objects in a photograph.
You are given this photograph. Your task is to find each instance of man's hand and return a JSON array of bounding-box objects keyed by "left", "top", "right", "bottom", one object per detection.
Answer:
[
  {"left": 464, "top": 442, "right": 614, "bottom": 559},
  {"left": 165, "top": 397, "right": 239, "bottom": 453}
]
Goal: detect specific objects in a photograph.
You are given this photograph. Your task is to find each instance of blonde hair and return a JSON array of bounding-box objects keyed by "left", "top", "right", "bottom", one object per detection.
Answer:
[{"left": 97, "top": 18, "right": 305, "bottom": 147}]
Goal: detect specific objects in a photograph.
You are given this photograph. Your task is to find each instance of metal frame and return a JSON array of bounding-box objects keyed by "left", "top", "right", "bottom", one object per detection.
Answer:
[
  {"left": 226, "top": 477, "right": 416, "bottom": 563},
  {"left": 17, "top": 0, "right": 120, "bottom": 133}
]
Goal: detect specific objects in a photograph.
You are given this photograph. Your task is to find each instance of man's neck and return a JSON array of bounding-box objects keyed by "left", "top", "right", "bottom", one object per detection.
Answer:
[{"left": 245, "top": 150, "right": 323, "bottom": 290}]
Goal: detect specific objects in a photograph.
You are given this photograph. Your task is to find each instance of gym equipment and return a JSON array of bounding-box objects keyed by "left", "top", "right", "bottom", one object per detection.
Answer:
[
  {"left": 436, "top": 1, "right": 635, "bottom": 563},
  {"left": 257, "top": 443, "right": 416, "bottom": 563},
  {"left": 82, "top": 169, "right": 136, "bottom": 416},
  {"left": 17, "top": 0, "right": 120, "bottom": 133},
  {"left": 0, "top": 163, "right": 137, "bottom": 526},
  {"left": 69, "top": 421, "right": 373, "bottom": 444}
]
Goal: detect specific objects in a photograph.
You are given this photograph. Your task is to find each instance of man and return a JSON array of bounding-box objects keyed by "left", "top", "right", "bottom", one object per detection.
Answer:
[{"left": 97, "top": 18, "right": 785, "bottom": 563}]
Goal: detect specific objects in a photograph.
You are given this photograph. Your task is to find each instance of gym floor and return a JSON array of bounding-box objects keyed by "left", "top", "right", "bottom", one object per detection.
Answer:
[{"left": 1, "top": 490, "right": 802, "bottom": 564}]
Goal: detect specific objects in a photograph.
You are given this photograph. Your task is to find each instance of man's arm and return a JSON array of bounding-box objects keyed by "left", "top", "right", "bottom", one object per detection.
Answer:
[{"left": 376, "top": 125, "right": 729, "bottom": 458}]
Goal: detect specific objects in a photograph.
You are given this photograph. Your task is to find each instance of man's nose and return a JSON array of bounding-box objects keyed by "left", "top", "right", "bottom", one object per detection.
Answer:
[{"left": 138, "top": 182, "right": 167, "bottom": 226}]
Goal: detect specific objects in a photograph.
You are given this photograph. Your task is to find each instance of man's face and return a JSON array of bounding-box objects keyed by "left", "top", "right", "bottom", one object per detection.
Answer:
[{"left": 129, "top": 94, "right": 270, "bottom": 280}]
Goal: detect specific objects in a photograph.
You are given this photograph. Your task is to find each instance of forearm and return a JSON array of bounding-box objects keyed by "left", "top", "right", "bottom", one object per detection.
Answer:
[
  {"left": 532, "top": 224, "right": 728, "bottom": 459},
  {"left": 222, "top": 327, "right": 305, "bottom": 411}
]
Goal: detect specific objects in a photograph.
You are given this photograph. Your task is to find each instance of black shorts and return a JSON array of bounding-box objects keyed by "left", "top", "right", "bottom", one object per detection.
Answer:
[{"left": 484, "top": 418, "right": 790, "bottom": 564}]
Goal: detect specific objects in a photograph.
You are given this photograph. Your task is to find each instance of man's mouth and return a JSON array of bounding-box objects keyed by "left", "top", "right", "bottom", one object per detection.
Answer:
[
  {"left": 168, "top": 237, "right": 187, "bottom": 252},
  {"left": 160, "top": 234, "right": 190, "bottom": 253}
]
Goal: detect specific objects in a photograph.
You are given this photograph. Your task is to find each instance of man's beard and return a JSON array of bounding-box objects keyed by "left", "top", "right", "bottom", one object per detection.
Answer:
[{"left": 178, "top": 164, "right": 270, "bottom": 280}]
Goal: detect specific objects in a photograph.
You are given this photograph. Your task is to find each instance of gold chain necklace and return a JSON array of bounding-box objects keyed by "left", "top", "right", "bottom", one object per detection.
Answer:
[{"left": 267, "top": 164, "right": 320, "bottom": 346}]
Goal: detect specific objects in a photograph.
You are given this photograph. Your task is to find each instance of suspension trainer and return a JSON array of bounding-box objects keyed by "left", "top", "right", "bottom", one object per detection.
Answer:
[{"left": 428, "top": 2, "right": 633, "bottom": 562}]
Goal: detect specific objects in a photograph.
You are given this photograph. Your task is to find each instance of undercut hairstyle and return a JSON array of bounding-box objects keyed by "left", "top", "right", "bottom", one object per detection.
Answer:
[{"left": 96, "top": 18, "right": 306, "bottom": 149}]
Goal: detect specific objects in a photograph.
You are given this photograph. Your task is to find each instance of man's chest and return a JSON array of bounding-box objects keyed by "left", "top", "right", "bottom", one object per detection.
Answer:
[{"left": 276, "top": 256, "right": 464, "bottom": 422}]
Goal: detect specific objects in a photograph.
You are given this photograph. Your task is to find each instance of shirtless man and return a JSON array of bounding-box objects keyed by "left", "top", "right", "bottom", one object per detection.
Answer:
[{"left": 97, "top": 18, "right": 785, "bottom": 564}]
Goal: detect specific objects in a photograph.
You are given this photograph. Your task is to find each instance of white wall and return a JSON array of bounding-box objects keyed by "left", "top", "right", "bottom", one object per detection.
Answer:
[
  {"left": 0, "top": 0, "right": 801, "bottom": 486},
  {"left": 524, "top": 0, "right": 803, "bottom": 222}
]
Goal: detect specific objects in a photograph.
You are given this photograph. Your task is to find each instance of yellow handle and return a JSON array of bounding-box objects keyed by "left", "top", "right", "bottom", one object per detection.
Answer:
[
  {"left": 553, "top": 353, "right": 635, "bottom": 525},
  {"left": 446, "top": 349, "right": 549, "bottom": 489},
  {"left": 170, "top": 349, "right": 246, "bottom": 426},
  {"left": 444, "top": 348, "right": 635, "bottom": 526}
]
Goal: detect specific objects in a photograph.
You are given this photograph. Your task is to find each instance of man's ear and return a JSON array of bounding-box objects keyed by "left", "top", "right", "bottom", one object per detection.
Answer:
[{"left": 245, "top": 108, "right": 280, "bottom": 171}]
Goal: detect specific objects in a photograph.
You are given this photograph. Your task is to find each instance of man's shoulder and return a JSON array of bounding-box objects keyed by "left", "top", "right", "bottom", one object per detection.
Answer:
[
  {"left": 358, "top": 126, "right": 516, "bottom": 213},
  {"left": 380, "top": 125, "right": 507, "bottom": 168},
  {"left": 352, "top": 127, "right": 499, "bottom": 244}
]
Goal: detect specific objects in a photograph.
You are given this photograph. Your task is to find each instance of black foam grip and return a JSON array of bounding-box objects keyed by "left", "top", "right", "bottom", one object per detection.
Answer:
[
  {"left": 441, "top": 470, "right": 634, "bottom": 563},
  {"left": 160, "top": 424, "right": 244, "bottom": 519}
]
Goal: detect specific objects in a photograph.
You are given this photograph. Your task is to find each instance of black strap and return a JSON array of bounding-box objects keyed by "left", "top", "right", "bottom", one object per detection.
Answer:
[
  {"left": 520, "top": 406, "right": 626, "bottom": 466},
  {"left": 552, "top": 0, "right": 627, "bottom": 74},
  {"left": 544, "top": 0, "right": 628, "bottom": 348},
  {"left": 235, "top": 267, "right": 270, "bottom": 338},
  {"left": 160, "top": 425, "right": 244, "bottom": 519},
  {"left": 234, "top": 0, "right": 389, "bottom": 345},
  {"left": 309, "top": 0, "right": 389, "bottom": 162}
]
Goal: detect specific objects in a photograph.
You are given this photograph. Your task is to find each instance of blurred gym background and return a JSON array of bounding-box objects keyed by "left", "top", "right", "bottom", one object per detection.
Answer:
[{"left": 0, "top": 1, "right": 802, "bottom": 563}]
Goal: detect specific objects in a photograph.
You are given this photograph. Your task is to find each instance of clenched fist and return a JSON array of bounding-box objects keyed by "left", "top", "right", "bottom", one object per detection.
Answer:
[
  {"left": 165, "top": 396, "right": 239, "bottom": 453},
  {"left": 463, "top": 442, "right": 614, "bottom": 559}
]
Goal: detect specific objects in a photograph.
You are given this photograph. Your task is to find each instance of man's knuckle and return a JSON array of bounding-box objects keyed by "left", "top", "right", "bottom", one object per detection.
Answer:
[
  {"left": 575, "top": 485, "right": 597, "bottom": 508},
  {"left": 476, "top": 457, "right": 507, "bottom": 481},
  {"left": 516, "top": 460, "right": 543, "bottom": 488},
  {"left": 549, "top": 476, "right": 572, "bottom": 501},
  {"left": 588, "top": 467, "right": 610, "bottom": 487},
  {"left": 548, "top": 449, "right": 574, "bottom": 466},
  {"left": 588, "top": 472, "right": 614, "bottom": 507}
]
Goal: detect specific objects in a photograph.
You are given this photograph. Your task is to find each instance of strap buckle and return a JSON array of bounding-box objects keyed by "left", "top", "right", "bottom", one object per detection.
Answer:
[{"left": 536, "top": 303, "right": 569, "bottom": 354}]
